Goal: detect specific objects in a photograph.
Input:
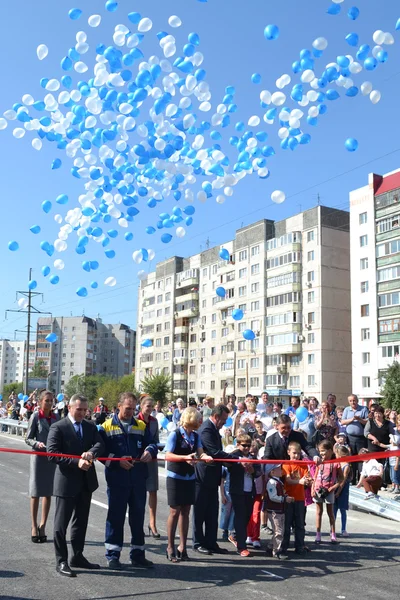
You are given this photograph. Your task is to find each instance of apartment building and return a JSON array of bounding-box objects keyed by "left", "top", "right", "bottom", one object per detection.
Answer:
[
  {"left": 0, "top": 340, "right": 26, "bottom": 389},
  {"left": 136, "top": 206, "right": 352, "bottom": 404},
  {"left": 350, "top": 168, "right": 400, "bottom": 400},
  {"left": 36, "top": 316, "right": 136, "bottom": 391}
]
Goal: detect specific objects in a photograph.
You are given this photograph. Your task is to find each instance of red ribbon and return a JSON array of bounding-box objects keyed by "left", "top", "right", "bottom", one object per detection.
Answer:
[{"left": 1, "top": 446, "right": 399, "bottom": 464}]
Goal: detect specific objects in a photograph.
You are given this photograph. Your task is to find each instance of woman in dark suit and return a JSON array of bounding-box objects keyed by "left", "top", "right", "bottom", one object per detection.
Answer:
[
  {"left": 138, "top": 396, "right": 160, "bottom": 538},
  {"left": 25, "top": 390, "right": 58, "bottom": 543}
]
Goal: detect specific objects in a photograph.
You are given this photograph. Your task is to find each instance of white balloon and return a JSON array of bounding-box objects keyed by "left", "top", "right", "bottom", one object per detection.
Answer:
[
  {"left": 176, "top": 227, "right": 186, "bottom": 238},
  {"left": 349, "top": 62, "right": 362, "bottom": 74},
  {"left": 32, "top": 138, "right": 42, "bottom": 150},
  {"left": 18, "top": 298, "right": 29, "bottom": 309},
  {"left": 312, "top": 37, "right": 328, "bottom": 51},
  {"left": 54, "top": 259, "right": 65, "bottom": 270},
  {"left": 383, "top": 32, "right": 394, "bottom": 45},
  {"left": 54, "top": 239, "right": 67, "bottom": 252},
  {"left": 37, "top": 44, "right": 48, "bottom": 60},
  {"left": 88, "top": 14, "right": 101, "bottom": 27},
  {"left": 54, "top": 214, "right": 63, "bottom": 224},
  {"left": 216, "top": 195, "right": 225, "bottom": 204},
  {"left": 13, "top": 128, "right": 25, "bottom": 139},
  {"left": 260, "top": 90, "right": 272, "bottom": 104},
  {"left": 361, "top": 81, "right": 373, "bottom": 96},
  {"left": 278, "top": 127, "right": 289, "bottom": 139},
  {"left": 132, "top": 250, "right": 143, "bottom": 264},
  {"left": 137, "top": 270, "right": 148, "bottom": 281},
  {"left": 168, "top": 15, "right": 182, "bottom": 28},
  {"left": 147, "top": 249, "right": 156, "bottom": 261},
  {"left": 370, "top": 90, "right": 381, "bottom": 104},
  {"left": 271, "top": 190, "right": 286, "bottom": 204},
  {"left": 271, "top": 92, "right": 286, "bottom": 106},
  {"left": 248, "top": 115, "right": 260, "bottom": 127},
  {"left": 104, "top": 277, "right": 117, "bottom": 287},
  {"left": 75, "top": 61, "right": 88, "bottom": 73},
  {"left": 138, "top": 18, "right": 153, "bottom": 32},
  {"left": 22, "top": 94, "right": 34, "bottom": 105},
  {"left": 372, "top": 30, "right": 385, "bottom": 45},
  {"left": 301, "top": 70, "right": 315, "bottom": 83},
  {"left": 0, "top": 118, "right": 7, "bottom": 130}
]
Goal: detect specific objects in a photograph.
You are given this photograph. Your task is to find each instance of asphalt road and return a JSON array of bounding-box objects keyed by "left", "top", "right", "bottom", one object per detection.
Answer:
[{"left": 1, "top": 432, "right": 399, "bottom": 600}]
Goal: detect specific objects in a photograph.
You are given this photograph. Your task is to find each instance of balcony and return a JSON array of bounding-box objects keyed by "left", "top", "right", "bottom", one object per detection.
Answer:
[
  {"left": 140, "top": 353, "right": 154, "bottom": 365},
  {"left": 377, "top": 279, "right": 400, "bottom": 294},
  {"left": 266, "top": 343, "right": 302, "bottom": 355},
  {"left": 173, "top": 356, "right": 188, "bottom": 365},
  {"left": 176, "top": 291, "right": 198, "bottom": 304},
  {"left": 176, "top": 269, "right": 199, "bottom": 288},
  {"left": 175, "top": 325, "right": 189, "bottom": 335},
  {"left": 172, "top": 371, "right": 187, "bottom": 380},
  {"left": 175, "top": 302, "right": 199, "bottom": 319},
  {"left": 377, "top": 253, "right": 400, "bottom": 269}
]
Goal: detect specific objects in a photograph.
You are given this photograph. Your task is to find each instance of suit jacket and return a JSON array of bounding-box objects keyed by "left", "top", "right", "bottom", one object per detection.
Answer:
[
  {"left": 264, "top": 430, "right": 318, "bottom": 461},
  {"left": 47, "top": 416, "right": 104, "bottom": 498},
  {"left": 228, "top": 450, "right": 262, "bottom": 496},
  {"left": 195, "top": 419, "right": 230, "bottom": 488}
]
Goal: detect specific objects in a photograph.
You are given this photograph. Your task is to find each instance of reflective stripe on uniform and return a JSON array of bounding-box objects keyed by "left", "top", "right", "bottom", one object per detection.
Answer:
[{"left": 105, "top": 543, "right": 122, "bottom": 551}]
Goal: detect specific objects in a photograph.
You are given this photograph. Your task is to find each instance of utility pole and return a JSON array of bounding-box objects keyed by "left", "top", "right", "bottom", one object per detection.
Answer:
[{"left": 5, "top": 268, "right": 52, "bottom": 394}]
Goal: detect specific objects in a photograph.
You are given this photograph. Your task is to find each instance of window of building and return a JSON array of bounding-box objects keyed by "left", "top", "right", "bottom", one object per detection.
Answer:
[
  {"left": 164, "top": 322, "right": 170, "bottom": 331},
  {"left": 239, "top": 250, "right": 247, "bottom": 262},
  {"left": 165, "top": 292, "right": 171, "bottom": 301},
  {"left": 361, "top": 304, "right": 370, "bottom": 317},
  {"left": 155, "top": 353, "right": 161, "bottom": 361},
  {"left": 378, "top": 292, "right": 400, "bottom": 308},
  {"left": 211, "top": 313, "right": 217, "bottom": 324},
  {"left": 360, "top": 258, "right": 368, "bottom": 270},
  {"left": 360, "top": 235, "right": 368, "bottom": 247},
  {"left": 359, "top": 212, "right": 368, "bottom": 225},
  {"left": 250, "top": 377, "right": 259, "bottom": 388},
  {"left": 267, "top": 291, "right": 301, "bottom": 308},
  {"left": 362, "top": 352, "right": 370, "bottom": 364},
  {"left": 165, "top": 307, "right": 170, "bottom": 316},
  {"left": 376, "top": 238, "right": 400, "bottom": 258},
  {"left": 202, "top": 299, "right": 207, "bottom": 308},
  {"left": 239, "top": 268, "right": 247, "bottom": 279},
  {"left": 267, "top": 251, "right": 301, "bottom": 270},
  {"left": 166, "top": 277, "right": 172, "bottom": 287},
  {"left": 164, "top": 336, "right": 170, "bottom": 345},
  {"left": 239, "top": 286, "right": 247, "bottom": 297},
  {"left": 308, "top": 312, "right": 315, "bottom": 324},
  {"left": 163, "top": 352, "right": 169, "bottom": 360},
  {"left": 251, "top": 264, "right": 260, "bottom": 275},
  {"left": 190, "top": 334, "right": 197, "bottom": 343},
  {"left": 156, "top": 324, "right": 162, "bottom": 332},
  {"left": 377, "top": 265, "right": 400, "bottom": 282},
  {"left": 221, "top": 327, "right": 228, "bottom": 337},
  {"left": 289, "top": 376, "right": 300, "bottom": 387},
  {"left": 226, "top": 271, "right": 235, "bottom": 282},
  {"left": 361, "top": 281, "right": 369, "bottom": 293},
  {"left": 210, "top": 364, "right": 216, "bottom": 374},
  {"left": 308, "top": 354, "right": 315, "bottom": 365},
  {"left": 238, "top": 322, "right": 246, "bottom": 333},
  {"left": 238, "top": 340, "right": 246, "bottom": 351},
  {"left": 362, "top": 376, "right": 370, "bottom": 388},
  {"left": 212, "top": 264, "right": 218, "bottom": 274},
  {"left": 189, "top": 365, "right": 195, "bottom": 375},
  {"left": 307, "top": 230, "right": 315, "bottom": 242},
  {"left": 239, "top": 303, "right": 247, "bottom": 312},
  {"left": 238, "top": 378, "right": 246, "bottom": 388},
  {"left": 237, "top": 359, "right": 246, "bottom": 369},
  {"left": 307, "top": 250, "right": 314, "bottom": 261},
  {"left": 156, "top": 309, "right": 162, "bottom": 317},
  {"left": 211, "top": 346, "right": 216, "bottom": 356},
  {"left": 250, "top": 357, "right": 259, "bottom": 368},
  {"left": 361, "top": 328, "right": 370, "bottom": 341},
  {"left": 202, "top": 268, "right": 208, "bottom": 277},
  {"left": 307, "top": 271, "right": 315, "bottom": 283},
  {"left": 308, "top": 291, "right": 315, "bottom": 303},
  {"left": 251, "top": 282, "right": 259, "bottom": 293},
  {"left": 308, "top": 374, "right": 315, "bottom": 386},
  {"left": 155, "top": 338, "right": 161, "bottom": 347},
  {"left": 251, "top": 245, "right": 260, "bottom": 256},
  {"left": 251, "top": 301, "right": 260, "bottom": 311},
  {"left": 157, "top": 295, "right": 163, "bottom": 304}
]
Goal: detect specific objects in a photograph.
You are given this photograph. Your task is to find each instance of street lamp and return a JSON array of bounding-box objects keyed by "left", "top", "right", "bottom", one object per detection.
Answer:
[{"left": 47, "top": 370, "right": 56, "bottom": 390}]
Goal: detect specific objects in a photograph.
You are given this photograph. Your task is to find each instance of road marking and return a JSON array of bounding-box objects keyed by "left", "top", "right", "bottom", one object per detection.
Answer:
[
  {"left": 260, "top": 570, "right": 284, "bottom": 580},
  {"left": 91, "top": 499, "right": 108, "bottom": 510}
]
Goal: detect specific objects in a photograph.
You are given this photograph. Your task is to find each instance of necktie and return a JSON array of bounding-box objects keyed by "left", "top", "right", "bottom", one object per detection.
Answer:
[
  {"left": 282, "top": 436, "right": 289, "bottom": 450},
  {"left": 74, "top": 423, "right": 83, "bottom": 440}
]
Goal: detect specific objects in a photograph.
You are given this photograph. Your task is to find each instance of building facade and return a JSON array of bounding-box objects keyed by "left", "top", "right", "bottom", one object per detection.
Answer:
[
  {"left": 350, "top": 168, "right": 400, "bottom": 400},
  {"left": 36, "top": 316, "right": 135, "bottom": 392},
  {"left": 0, "top": 340, "right": 26, "bottom": 389},
  {"left": 136, "top": 206, "right": 352, "bottom": 405}
]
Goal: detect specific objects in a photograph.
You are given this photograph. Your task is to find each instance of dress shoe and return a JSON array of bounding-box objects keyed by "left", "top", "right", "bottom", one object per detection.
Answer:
[
  {"left": 210, "top": 545, "right": 229, "bottom": 555},
  {"left": 107, "top": 559, "right": 123, "bottom": 571},
  {"left": 130, "top": 557, "right": 154, "bottom": 569},
  {"left": 194, "top": 546, "right": 212, "bottom": 555},
  {"left": 56, "top": 562, "right": 76, "bottom": 577},
  {"left": 70, "top": 555, "right": 101, "bottom": 569}
]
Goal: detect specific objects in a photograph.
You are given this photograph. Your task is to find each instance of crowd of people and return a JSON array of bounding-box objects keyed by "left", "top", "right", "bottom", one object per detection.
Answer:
[{"left": 1, "top": 388, "right": 399, "bottom": 575}]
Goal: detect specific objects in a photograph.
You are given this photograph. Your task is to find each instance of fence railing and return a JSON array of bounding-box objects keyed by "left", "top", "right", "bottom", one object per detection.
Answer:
[{"left": 0, "top": 418, "right": 28, "bottom": 436}]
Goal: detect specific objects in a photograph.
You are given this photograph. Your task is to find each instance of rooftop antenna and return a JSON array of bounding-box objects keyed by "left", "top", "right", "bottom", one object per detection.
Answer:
[{"left": 317, "top": 193, "right": 321, "bottom": 206}]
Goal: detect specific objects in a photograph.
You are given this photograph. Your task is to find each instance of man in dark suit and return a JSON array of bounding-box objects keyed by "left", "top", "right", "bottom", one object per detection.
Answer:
[
  {"left": 264, "top": 414, "right": 320, "bottom": 462},
  {"left": 193, "top": 404, "right": 231, "bottom": 555},
  {"left": 47, "top": 394, "right": 104, "bottom": 577}
]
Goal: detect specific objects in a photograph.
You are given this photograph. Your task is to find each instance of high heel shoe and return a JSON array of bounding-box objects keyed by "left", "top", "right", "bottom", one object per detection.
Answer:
[
  {"left": 31, "top": 527, "right": 40, "bottom": 544},
  {"left": 166, "top": 549, "right": 179, "bottom": 563},
  {"left": 176, "top": 549, "right": 190, "bottom": 561},
  {"left": 148, "top": 525, "right": 160, "bottom": 539},
  {"left": 38, "top": 525, "right": 47, "bottom": 543}
]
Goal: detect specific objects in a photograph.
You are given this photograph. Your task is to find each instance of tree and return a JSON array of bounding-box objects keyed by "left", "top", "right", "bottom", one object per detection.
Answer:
[
  {"left": 2, "top": 382, "right": 24, "bottom": 397},
  {"left": 141, "top": 373, "right": 171, "bottom": 406},
  {"left": 97, "top": 373, "right": 138, "bottom": 409},
  {"left": 30, "top": 360, "right": 48, "bottom": 378},
  {"left": 381, "top": 360, "right": 400, "bottom": 412},
  {"left": 64, "top": 374, "right": 109, "bottom": 408}
]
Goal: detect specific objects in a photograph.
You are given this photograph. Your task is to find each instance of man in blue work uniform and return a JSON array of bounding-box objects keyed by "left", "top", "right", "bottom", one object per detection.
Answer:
[{"left": 100, "top": 392, "right": 158, "bottom": 571}]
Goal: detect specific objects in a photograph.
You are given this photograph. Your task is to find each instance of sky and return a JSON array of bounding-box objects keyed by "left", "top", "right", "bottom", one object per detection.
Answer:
[{"left": 0, "top": 0, "right": 399, "bottom": 341}]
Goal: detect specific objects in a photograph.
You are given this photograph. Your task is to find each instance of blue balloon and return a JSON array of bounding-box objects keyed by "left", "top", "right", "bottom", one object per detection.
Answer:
[
  {"left": 42, "top": 266, "right": 50, "bottom": 277},
  {"left": 46, "top": 332, "right": 58, "bottom": 343},
  {"left": 348, "top": 6, "right": 360, "bottom": 20},
  {"left": 243, "top": 329, "right": 256, "bottom": 341},
  {"left": 219, "top": 248, "right": 230, "bottom": 261},
  {"left": 161, "top": 417, "right": 169, "bottom": 429},
  {"left": 105, "top": 1, "right": 118, "bottom": 12},
  {"left": 41, "top": 200, "right": 52, "bottom": 213},
  {"left": 264, "top": 24, "right": 280, "bottom": 41},
  {"left": 251, "top": 73, "right": 261, "bottom": 84},
  {"left": 51, "top": 158, "right": 62, "bottom": 170},
  {"left": 141, "top": 339, "right": 153, "bottom": 348},
  {"left": 396, "top": 18, "right": 400, "bottom": 31},
  {"left": 225, "top": 417, "right": 233, "bottom": 428},
  {"left": 356, "top": 44, "right": 370, "bottom": 60},
  {"left": 18, "top": 393, "right": 24, "bottom": 400},
  {"left": 327, "top": 3, "right": 341, "bottom": 15},
  {"left": 57, "top": 393, "right": 64, "bottom": 401},
  {"left": 161, "top": 233, "right": 172, "bottom": 243},
  {"left": 345, "top": 137, "right": 358, "bottom": 152},
  {"left": 216, "top": 286, "right": 226, "bottom": 298},
  {"left": 49, "top": 275, "right": 60, "bottom": 285},
  {"left": 56, "top": 194, "right": 68, "bottom": 205},
  {"left": 295, "top": 407, "right": 309, "bottom": 422},
  {"left": 30, "top": 225, "right": 41, "bottom": 234},
  {"left": 8, "top": 241, "right": 19, "bottom": 251},
  {"left": 28, "top": 280, "right": 37, "bottom": 290},
  {"left": 364, "top": 57, "right": 377, "bottom": 71},
  {"left": 68, "top": 8, "right": 82, "bottom": 20},
  {"left": 91, "top": 281, "right": 98, "bottom": 289},
  {"left": 377, "top": 50, "right": 388, "bottom": 63},
  {"left": 76, "top": 286, "right": 88, "bottom": 297},
  {"left": 232, "top": 309, "right": 244, "bottom": 321},
  {"left": 345, "top": 33, "right": 359, "bottom": 47}
]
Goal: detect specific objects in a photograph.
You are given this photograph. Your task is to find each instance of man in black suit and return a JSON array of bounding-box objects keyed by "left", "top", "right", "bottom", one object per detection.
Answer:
[
  {"left": 264, "top": 414, "right": 320, "bottom": 462},
  {"left": 47, "top": 394, "right": 104, "bottom": 577},
  {"left": 193, "top": 404, "right": 231, "bottom": 555}
]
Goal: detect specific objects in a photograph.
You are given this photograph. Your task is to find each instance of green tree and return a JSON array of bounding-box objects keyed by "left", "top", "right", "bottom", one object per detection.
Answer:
[
  {"left": 141, "top": 373, "right": 171, "bottom": 406},
  {"left": 381, "top": 361, "right": 400, "bottom": 412},
  {"left": 2, "top": 381, "right": 24, "bottom": 397},
  {"left": 64, "top": 374, "right": 109, "bottom": 408},
  {"left": 97, "top": 373, "right": 137, "bottom": 408},
  {"left": 30, "top": 360, "right": 48, "bottom": 378}
]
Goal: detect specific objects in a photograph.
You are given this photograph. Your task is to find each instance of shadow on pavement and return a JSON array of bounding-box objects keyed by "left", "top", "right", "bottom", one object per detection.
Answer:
[{"left": 0, "top": 571, "right": 24, "bottom": 579}]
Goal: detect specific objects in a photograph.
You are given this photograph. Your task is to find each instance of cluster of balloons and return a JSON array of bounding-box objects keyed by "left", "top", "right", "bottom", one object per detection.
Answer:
[{"left": 2, "top": 2, "right": 397, "bottom": 296}]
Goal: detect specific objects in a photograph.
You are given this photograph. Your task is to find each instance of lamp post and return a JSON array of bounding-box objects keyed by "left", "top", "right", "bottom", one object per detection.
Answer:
[{"left": 47, "top": 370, "right": 56, "bottom": 391}]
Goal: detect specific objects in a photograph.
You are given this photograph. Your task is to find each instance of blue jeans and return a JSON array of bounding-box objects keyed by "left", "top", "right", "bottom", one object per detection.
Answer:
[
  {"left": 105, "top": 484, "right": 147, "bottom": 561},
  {"left": 219, "top": 494, "right": 235, "bottom": 532},
  {"left": 390, "top": 465, "right": 400, "bottom": 486}
]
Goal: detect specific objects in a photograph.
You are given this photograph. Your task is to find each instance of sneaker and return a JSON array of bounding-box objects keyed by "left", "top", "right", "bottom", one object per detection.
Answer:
[
  {"left": 330, "top": 533, "right": 338, "bottom": 544},
  {"left": 107, "top": 559, "right": 123, "bottom": 571},
  {"left": 341, "top": 531, "right": 349, "bottom": 538},
  {"left": 365, "top": 492, "right": 375, "bottom": 500},
  {"left": 252, "top": 540, "right": 261, "bottom": 549},
  {"left": 238, "top": 549, "right": 251, "bottom": 557},
  {"left": 228, "top": 535, "right": 237, "bottom": 548},
  {"left": 272, "top": 552, "right": 288, "bottom": 560},
  {"left": 315, "top": 532, "right": 321, "bottom": 544},
  {"left": 130, "top": 557, "right": 154, "bottom": 569},
  {"left": 245, "top": 537, "right": 253, "bottom": 545}
]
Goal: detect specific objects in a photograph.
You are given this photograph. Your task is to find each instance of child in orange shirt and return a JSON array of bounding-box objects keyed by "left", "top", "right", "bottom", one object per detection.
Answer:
[{"left": 281, "top": 441, "right": 313, "bottom": 556}]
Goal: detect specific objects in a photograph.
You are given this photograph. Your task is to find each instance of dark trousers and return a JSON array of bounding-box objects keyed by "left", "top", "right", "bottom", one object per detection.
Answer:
[
  {"left": 105, "top": 484, "right": 146, "bottom": 561},
  {"left": 193, "top": 482, "right": 219, "bottom": 550},
  {"left": 231, "top": 492, "right": 254, "bottom": 551},
  {"left": 282, "top": 500, "right": 306, "bottom": 552},
  {"left": 347, "top": 435, "right": 367, "bottom": 483},
  {"left": 53, "top": 490, "right": 92, "bottom": 566}
]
